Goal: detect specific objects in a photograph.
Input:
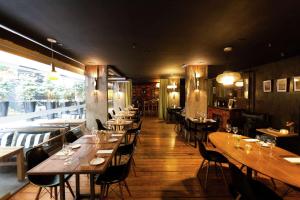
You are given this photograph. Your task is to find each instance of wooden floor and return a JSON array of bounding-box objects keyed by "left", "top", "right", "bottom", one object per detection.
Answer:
[{"left": 9, "top": 117, "right": 300, "bottom": 199}]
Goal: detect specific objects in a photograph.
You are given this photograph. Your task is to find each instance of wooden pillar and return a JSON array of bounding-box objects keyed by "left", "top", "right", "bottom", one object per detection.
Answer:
[{"left": 185, "top": 65, "right": 208, "bottom": 118}]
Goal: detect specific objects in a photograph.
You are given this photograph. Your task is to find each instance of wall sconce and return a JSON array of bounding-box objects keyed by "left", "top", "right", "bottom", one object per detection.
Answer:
[
  {"left": 167, "top": 83, "right": 177, "bottom": 90},
  {"left": 94, "top": 66, "right": 100, "bottom": 90},
  {"left": 194, "top": 72, "right": 201, "bottom": 91}
]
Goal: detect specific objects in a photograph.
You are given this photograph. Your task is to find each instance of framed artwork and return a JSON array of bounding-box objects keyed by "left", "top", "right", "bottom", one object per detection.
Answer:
[
  {"left": 294, "top": 76, "right": 300, "bottom": 92},
  {"left": 277, "top": 78, "right": 287, "bottom": 92},
  {"left": 263, "top": 80, "right": 272, "bottom": 92}
]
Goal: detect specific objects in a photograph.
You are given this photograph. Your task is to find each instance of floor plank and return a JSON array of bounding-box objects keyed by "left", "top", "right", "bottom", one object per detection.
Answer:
[{"left": 9, "top": 117, "right": 300, "bottom": 199}]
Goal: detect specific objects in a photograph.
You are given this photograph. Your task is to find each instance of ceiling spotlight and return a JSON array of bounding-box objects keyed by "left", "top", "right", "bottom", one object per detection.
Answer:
[
  {"left": 47, "top": 38, "right": 57, "bottom": 43},
  {"left": 224, "top": 46, "right": 233, "bottom": 52},
  {"left": 280, "top": 52, "right": 285, "bottom": 57}
]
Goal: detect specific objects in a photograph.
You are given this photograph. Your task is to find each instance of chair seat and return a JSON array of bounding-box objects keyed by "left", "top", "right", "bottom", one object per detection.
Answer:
[
  {"left": 96, "top": 165, "right": 127, "bottom": 185},
  {"left": 206, "top": 150, "right": 228, "bottom": 163},
  {"left": 29, "top": 174, "right": 72, "bottom": 187}
]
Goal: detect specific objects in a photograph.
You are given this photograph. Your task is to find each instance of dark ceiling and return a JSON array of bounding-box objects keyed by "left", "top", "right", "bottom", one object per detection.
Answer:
[{"left": 0, "top": 0, "right": 300, "bottom": 80}]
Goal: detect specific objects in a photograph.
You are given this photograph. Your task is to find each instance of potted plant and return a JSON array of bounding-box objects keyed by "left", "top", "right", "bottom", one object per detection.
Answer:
[
  {"left": 0, "top": 66, "right": 15, "bottom": 116},
  {"left": 21, "top": 78, "right": 39, "bottom": 113},
  {"left": 43, "top": 80, "right": 63, "bottom": 118},
  {"left": 0, "top": 82, "right": 11, "bottom": 116}
]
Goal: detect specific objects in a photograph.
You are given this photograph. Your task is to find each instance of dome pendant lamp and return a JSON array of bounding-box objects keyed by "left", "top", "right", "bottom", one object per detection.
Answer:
[{"left": 216, "top": 71, "right": 241, "bottom": 86}]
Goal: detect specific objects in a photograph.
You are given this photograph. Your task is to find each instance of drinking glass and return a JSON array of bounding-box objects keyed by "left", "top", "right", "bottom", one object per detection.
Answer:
[
  {"left": 267, "top": 138, "right": 276, "bottom": 157},
  {"left": 226, "top": 124, "right": 232, "bottom": 133},
  {"left": 62, "top": 144, "right": 71, "bottom": 165},
  {"left": 232, "top": 127, "right": 238, "bottom": 134},
  {"left": 255, "top": 135, "right": 262, "bottom": 155}
]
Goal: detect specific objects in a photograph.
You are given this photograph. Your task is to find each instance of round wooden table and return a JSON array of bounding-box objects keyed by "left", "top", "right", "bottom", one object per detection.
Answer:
[{"left": 209, "top": 132, "right": 300, "bottom": 188}]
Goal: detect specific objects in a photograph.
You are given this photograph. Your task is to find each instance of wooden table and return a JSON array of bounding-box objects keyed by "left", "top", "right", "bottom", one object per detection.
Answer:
[
  {"left": 257, "top": 128, "right": 298, "bottom": 138},
  {"left": 0, "top": 147, "right": 25, "bottom": 181},
  {"left": 188, "top": 118, "right": 216, "bottom": 142},
  {"left": 209, "top": 132, "right": 300, "bottom": 188},
  {"left": 106, "top": 119, "right": 133, "bottom": 131},
  {"left": 27, "top": 131, "right": 125, "bottom": 200}
]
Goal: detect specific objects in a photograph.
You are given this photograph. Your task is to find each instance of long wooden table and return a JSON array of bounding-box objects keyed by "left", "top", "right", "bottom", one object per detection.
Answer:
[
  {"left": 0, "top": 147, "right": 25, "bottom": 181},
  {"left": 209, "top": 132, "right": 300, "bottom": 188},
  {"left": 27, "top": 131, "right": 126, "bottom": 200}
]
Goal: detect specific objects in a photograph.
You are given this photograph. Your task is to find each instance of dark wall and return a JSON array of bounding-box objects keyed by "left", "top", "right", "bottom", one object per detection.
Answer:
[{"left": 254, "top": 56, "right": 300, "bottom": 132}]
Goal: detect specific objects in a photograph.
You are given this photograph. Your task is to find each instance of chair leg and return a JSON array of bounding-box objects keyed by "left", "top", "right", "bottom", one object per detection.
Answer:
[
  {"left": 119, "top": 182, "right": 124, "bottom": 200},
  {"left": 105, "top": 184, "right": 110, "bottom": 197},
  {"left": 204, "top": 161, "right": 210, "bottom": 190},
  {"left": 132, "top": 162, "right": 137, "bottom": 177},
  {"left": 35, "top": 187, "right": 42, "bottom": 200},
  {"left": 54, "top": 186, "right": 58, "bottom": 200},
  {"left": 50, "top": 187, "right": 53, "bottom": 198},
  {"left": 123, "top": 180, "right": 131, "bottom": 196},
  {"left": 218, "top": 163, "right": 227, "bottom": 186},
  {"left": 100, "top": 184, "right": 106, "bottom": 199},
  {"left": 132, "top": 157, "right": 136, "bottom": 167},
  {"left": 66, "top": 180, "right": 75, "bottom": 197},
  {"left": 137, "top": 135, "right": 141, "bottom": 144},
  {"left": 197, "top": 159, "right": 205, "bottom": 180}
]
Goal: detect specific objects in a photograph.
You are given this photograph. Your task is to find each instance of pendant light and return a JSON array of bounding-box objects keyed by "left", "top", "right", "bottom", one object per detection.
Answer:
[
  {"left": 216, "top": 71, "right": 241, "bottom": 86},
  {"left": 47, "top": 38, "right": 59, "bottom": 81}
]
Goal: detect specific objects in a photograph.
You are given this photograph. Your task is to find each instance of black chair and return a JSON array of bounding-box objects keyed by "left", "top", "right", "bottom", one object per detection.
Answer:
[
  {"left": 108, "top": 113, "right": 113, "bottom": 120},
  {"left": 96, "top": 154, "right": 134, "bottom": 199},
  {"left": 65, "top": 131, "right": 78, "bottom": 143},
  {"left": 185, "top": 118, "right": 198, "bottom": 147},
  {"left": 26, "top": 146, "right": 74, "bottom": 200},
  {"left": 112, "top": 110, "right": 116, "bottom": 115},
  {"left": 116, "top": 133, "right": 138, "bottom": 176},
  {"left": 197, "top": 140, "right": 228, "bottom": 190},
  {"left": 96, "top": 119, "right": 107, "bottom": 130},
  {"left": 119, "top": 107, "right": 122, "bottom": 111},
  {"left": 229, "top": 163, "right": 282, "bottom": 200}
]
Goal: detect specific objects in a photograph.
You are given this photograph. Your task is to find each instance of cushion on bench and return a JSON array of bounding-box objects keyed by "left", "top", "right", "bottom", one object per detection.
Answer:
[
  {"left": 11, "top": 131, "right": 52, "bottom": 148},
  {"left": 0, "top": 132, "right": 14, "bottom": 147}
]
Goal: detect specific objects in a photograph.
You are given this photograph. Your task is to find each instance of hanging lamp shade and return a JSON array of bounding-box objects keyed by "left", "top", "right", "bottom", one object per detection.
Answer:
[
  {"left": 47, "top": 38, "right": 59, "bottom": 81},
  {"left": 216, "top": 71, "right": 241, "bottom": 86},
  {"left": 48, "top": 63, "right": 59, "bottom": 80}
]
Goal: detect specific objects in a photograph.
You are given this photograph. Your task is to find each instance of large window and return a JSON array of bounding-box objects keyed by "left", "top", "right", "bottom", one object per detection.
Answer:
[{"left": 0, "top": 50, "right": 85, "bottom": 125}]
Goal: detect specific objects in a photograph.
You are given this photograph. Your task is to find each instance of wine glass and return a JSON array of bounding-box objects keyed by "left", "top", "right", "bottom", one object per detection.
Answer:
[
  {"left": 226, "top": 124, "right": 232, "bottom": 133},
  {"left": 232, "top": 127, "right": 238, "bottom": 134}
]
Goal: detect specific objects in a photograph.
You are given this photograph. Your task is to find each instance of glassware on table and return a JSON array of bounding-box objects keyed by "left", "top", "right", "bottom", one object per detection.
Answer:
[
  {"left": 234, "top": 134, "right": 241, "bottom": 148},
  {"left": 255, "top": 135, "right": 262, "bottom": 154},
  {"left": 245, "top": 144, "right": 252, "bottom": 154},
  {"left": 232, "top": 127, "right": 238, "bottom": 134},
  {"left": 226, "top": 124, "right": 232, "bottom": 133},
  {"left": 267, "top": 138, "right": 276, "bottom": 157},
  {"left": 62, "top": 144, "right": 72, "bottom": 165}
]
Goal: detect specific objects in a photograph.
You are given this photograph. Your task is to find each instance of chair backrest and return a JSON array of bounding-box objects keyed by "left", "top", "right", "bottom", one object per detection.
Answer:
[
  {"left": 65, "top": 131, "right": 78, "bottom": 143},
  {"left": 119, "top": 107, "right": 122, "bottom": 111},
  {"left": 229, "top": 163, "right": 256, "bottom": 200},
  {"left": 112, "top": 110, "right": 116, "bottom": 115},
  {"left": 26, "top": 146, "right": 49, "bottom": 171},
  {"left": 96, "top": 119, "right": 106, "bottom": 130},
  {"left": 118, "top": 153, "right": 134, "bottom": 181},
  {"left": 108, "top": 113, "right": 113, "bottom": 120},
  {"left": 117, "top": 134, "right": 137, "bottom": 156},
  {"left": 197, "top": 140, "right": 210, "bottom": 160}
]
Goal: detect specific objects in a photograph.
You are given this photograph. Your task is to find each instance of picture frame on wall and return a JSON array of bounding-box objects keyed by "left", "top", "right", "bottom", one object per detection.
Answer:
[
  {"left": 294, "top": 76, "right": 300, "bottom": 92},
  {"left": 277, "top": 78, "right": 287, "bottom": 92},
  {"left": 263, "top": 80, "right": 272, "bottom": 92}
]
